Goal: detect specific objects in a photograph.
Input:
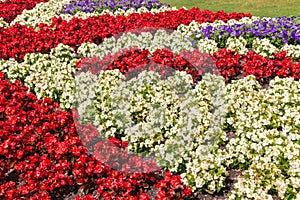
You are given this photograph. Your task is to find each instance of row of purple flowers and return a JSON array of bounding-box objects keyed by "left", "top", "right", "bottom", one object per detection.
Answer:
[{"left": 60, "top": 0, "right": 169, "bottom": 15}]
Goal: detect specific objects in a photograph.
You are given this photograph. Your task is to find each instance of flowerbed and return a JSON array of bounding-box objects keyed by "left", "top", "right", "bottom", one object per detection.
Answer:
[
  {"left": 0, "top": 0, "right": 49, "bottom": 23},
  {"left": 1, "top": 0, "right": 300, "bottom": 199},
  {"left": 0, "top": 7, "right": 250, "bottom": 61}
]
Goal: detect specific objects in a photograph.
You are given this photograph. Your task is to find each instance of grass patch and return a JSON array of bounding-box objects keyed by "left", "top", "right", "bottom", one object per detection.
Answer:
[{"left": 161, "top": 0, "right": 300, "bottom": 17}]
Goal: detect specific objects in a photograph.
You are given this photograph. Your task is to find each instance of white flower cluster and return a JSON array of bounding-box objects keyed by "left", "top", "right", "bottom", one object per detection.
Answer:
[
  {"left": 197, "top": 38, "right": 219, "bottom": 54},
  {"left": 224, "top": 75, "right": 300, "bottom": 199},
  {"left": 177, "top": 16, "right": 261, "bottom": 39},
  {"left": 177, "top": 20, "right": 202, "bottom": 38},
  {"left": 235, "top": 36, "right": 299, "bottom": 60},
  {"left": 163, "top": 74, "right": 228, "bottom": 193},
  {"left": 0, "top": 58, "right": 30, "bottom": 83},
  {"left": 121, "top": 71, "right": 185, "bottom": 153},
  {"left": 281, "top": 43, "right": 300, "bottom": 60},
  {"left": 10, "top": 0, "right": 71, "bottom": 27},
  {"left": 74, "top": 69, "right": 228, "bottom": 193},
  {"left": 59, "top": 6, "right": 177, "bottom": 22},
  {"left": 252, "top": 37, "right": 278, "bottom": 58},
  {"left": 73, "top": 71, "right": 100, "bottom": 125},
  {"left": 74, "top": 69, "right": 126, "bottom": 138},
  {"left": 203, "top": 74, "right": 228, "bottom": 129},
  {"left": 0, "top": 44, "right": 78, "bottom": 109},
  {"left": 85, "top": 29, "right": 193, "bottom": 58},
  {"left": 77, "top": 42, "right": 99, "bottom": 58},
  {"left": 181, "top": 150, "right": 228, "bottom": 193},
  {"left": 201, "top": 16, "right": 262, "bottom": 28},
  {"left": 225, "top": 37, "right": 248, "bottom": 54}
]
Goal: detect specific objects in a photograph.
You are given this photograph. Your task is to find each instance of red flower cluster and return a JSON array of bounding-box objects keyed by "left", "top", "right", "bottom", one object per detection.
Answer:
[
  {"left": 0, "top": 8, "right": 251, "bottom": 61},
  {"left": 77, "top": 48, "right": 219, "bottom": 82},
  {"left": 77, "top": 47, "right": 300, "bottom": 84},
  {"left": 0, "top": 71, "right": 193, "bottom": 199},
  {"left": 242, "top": 51, "right": 300, "bottom": 82},
  {"left": 155, "top": 171, "right": 192, "bottom": 200},
  {"left": 0, "top": 0, "right": 49, "bottom": 23},
  {"left": 213, "top": 48, "right": 241, "bottom": 81}
]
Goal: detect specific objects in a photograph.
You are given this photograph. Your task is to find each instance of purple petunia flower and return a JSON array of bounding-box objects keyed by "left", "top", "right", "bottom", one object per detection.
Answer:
[
  {"left": 60, "top": 0, "right": 170, "bottom": 15},
  {"left": 192, "top": 16, "right": 300, "bottom": 47}
]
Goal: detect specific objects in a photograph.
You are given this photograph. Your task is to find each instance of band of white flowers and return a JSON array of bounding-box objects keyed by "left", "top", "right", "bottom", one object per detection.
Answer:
[{"left": 79, "top": 30, "right": 299, "bottom": 60}]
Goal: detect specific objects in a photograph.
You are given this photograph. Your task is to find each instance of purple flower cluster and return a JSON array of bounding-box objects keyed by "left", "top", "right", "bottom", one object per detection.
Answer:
[
  {"left": 193, "top": 16, "right": 300, "bottom": 47},
  {"left": 60, "top": 0, "right": 169, "bottom": 15}
]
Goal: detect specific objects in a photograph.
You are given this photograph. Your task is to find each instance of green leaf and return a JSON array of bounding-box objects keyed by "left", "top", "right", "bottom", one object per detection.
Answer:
[{"left": 34, "top": 26, "right": 40, "bottom": 31}]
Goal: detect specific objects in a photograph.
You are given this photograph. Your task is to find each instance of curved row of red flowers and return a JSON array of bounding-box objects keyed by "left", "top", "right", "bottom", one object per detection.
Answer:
[
  {"left": 77, "top": 47, "right": 300, "bottom": 84},
  {"left": 0, "top": 8, "right": 251, "bottom": 61},
  {"left": 0, "top": 0, "right": 49, "bottom": 23},
  {"left": 0, "top": 71, "right": 193, "bottom": 199}
]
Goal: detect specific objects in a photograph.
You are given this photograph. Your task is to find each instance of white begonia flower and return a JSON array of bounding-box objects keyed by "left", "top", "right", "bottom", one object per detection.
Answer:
[
  {"left": 76, "top": 68, "right": 227, "bottom": 192},
  {"left": 281, "top": 44, "right": 300, "bottom": 60},
  {"left": 11, "top": 0, "right": 71, "bottom": 27},
  {"left": 225, "top": 37, "right": 248, "bottom": 54},
  {"left": 1, "top": 44, "right": 78, "bottom": 109},
  {"left": 252, "top": 38, "right": 278, "bottom": 58},
  {"left": 197, "top": 38, "right": 219, "bottom": 54},
  {"left": 225, "top": 75, "right": 300, "bottom": 199}
]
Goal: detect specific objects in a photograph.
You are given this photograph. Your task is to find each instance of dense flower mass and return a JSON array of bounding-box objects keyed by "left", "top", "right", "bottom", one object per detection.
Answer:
[
  {"left": 0, "top": 71, "right": 193, "bottom": 199},
  {"left": 0, "top": 8, "right": 251, "bottom": 61},
  {"left": 1, "top": 0, "right": 300, "bottom": 199},
  {"left": 10, "top": 0, "right": 174, "bottom": 28},
  {"left": 60, "top": 0, "right": 170, "bottom": 15},
  {"left": 0, "top": 0, "right": 49, "bottom": 23},
  {"left": 10, "top": 0, "right": 72, "bottom": 27},
  {"left": 1, "top": 41, "right": 300, "bottom": 109},
  {"left": 78, "top": 46, "right": 300, "bottom": 82},
  {"left": 224, "top": 75, "right": 300, "bottom": 199},
  {"left": 188, "top": 16, "right": 300, "bottom": 46}
]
